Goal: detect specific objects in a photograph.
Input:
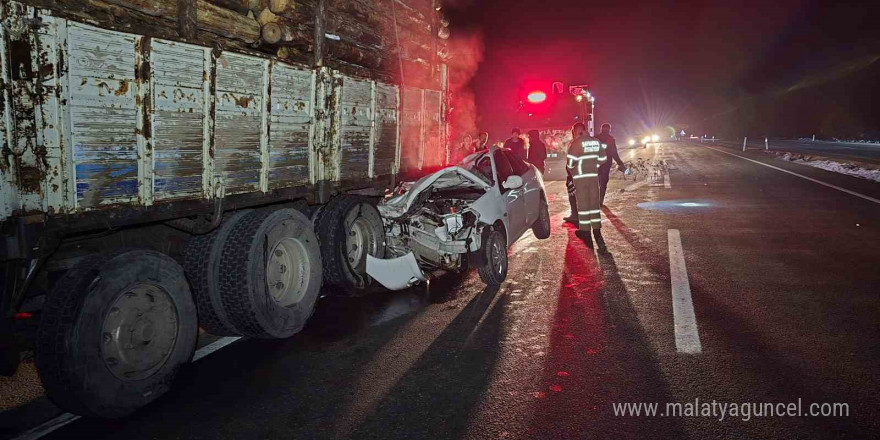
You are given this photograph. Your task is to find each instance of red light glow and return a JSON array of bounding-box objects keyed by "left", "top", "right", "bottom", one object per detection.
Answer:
[{"left": 527, "top": 91, "right": 547, "bottom": 104}]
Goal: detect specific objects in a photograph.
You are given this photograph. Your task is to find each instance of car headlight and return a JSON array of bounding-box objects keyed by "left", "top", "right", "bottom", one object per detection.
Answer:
[
  {"left": 628, "top": 139, "right": 635, "bottom": 146},
  {"left": 652, "top": 134, "right": 660, "bottom": 142},
  {"left": 642, "top": 136, "right": 651, "bottom": 144}
]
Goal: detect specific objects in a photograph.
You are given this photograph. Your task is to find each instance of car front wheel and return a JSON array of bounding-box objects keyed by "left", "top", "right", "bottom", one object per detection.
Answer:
[{"left": 478, "top": 229, "right": 508, "bottom": 286}]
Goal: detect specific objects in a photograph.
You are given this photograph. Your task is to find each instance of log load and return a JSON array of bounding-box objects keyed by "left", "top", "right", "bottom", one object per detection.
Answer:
[
  {"left": 98, "top": 0, "right": 260, "bottom": 42},
  {"left": 23, "top": 0, "right": 447, "bottom": 86}
]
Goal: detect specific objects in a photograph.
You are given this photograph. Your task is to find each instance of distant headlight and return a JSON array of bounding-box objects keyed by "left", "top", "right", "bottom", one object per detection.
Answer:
[
  {"left": 652, "top": 134, "right": 660, "bottom": 142},
  {"left": 628, "top": 139, "right": 635, "bottom": 146},
  {"left": 642, "top": 136, "right": 651, "bottom": 144}
]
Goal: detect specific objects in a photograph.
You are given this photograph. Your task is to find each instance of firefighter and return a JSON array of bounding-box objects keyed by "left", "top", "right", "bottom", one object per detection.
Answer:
[
  {"left": 566, "top": 122, "right": 609, "bottom": 254},
  {"left": 596, "top": 123, "right": 627, "bottom": 206}
]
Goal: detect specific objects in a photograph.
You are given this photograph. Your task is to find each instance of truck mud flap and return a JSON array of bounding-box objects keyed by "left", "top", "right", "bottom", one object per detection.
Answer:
[{"left": 366, "top": 253, "right": 426, "bottom": 291}]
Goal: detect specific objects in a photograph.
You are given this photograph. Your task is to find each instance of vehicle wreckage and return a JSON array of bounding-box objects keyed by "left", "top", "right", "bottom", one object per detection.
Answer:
[{"left": 367, "top": 146, "right": 553, "bottom": 290}]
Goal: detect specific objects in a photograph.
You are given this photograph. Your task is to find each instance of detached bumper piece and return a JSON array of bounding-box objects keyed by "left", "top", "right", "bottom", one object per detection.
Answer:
[{"left": 366, "top": 253, "right": 427, "bottom": 291}]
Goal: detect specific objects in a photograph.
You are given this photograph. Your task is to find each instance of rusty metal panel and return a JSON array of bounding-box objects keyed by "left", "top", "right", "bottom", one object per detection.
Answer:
[
  {"left": 0, "top": 14, "right": 17, "bottom": 220},
  {"left": 32, "top": 15, "right": 71, "bottom": 214},
  {"left": 67, "top": 23, "right": 140, "bottom": 208},
  {"left": 338, "top": 76, "right": 372, "bottom": 181},
  {"left": 421, "top": 89, "right": 443, "bottom": 169},
  {"left": 268, "top": 62, "right": 313, "bottom": 189},
  {"left": 372, "top": 82, "right": 398, "bottom": 178},
  {"left": 214, "top": 52, "right": 265, "bottom": 195},
  {"left": 151, "top": 39, "right": 208, "bottom": 201},
  {"left": 399, "top": 87, "right": 423, "bottom": 172}
]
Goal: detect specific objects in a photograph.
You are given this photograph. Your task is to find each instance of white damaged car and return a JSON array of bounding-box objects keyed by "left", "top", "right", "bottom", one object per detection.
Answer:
[{"left": 366, "top": 146, "right": 552, "bottom": 290}]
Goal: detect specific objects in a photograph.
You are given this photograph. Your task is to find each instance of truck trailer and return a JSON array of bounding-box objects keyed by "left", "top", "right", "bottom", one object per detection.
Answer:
[{"left": 0, "top": 0, "right": 453, "bottom": 418}]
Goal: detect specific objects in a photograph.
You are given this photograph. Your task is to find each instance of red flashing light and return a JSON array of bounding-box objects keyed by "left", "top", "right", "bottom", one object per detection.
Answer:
[{"left": 527, "top": 91, "right": 547, "bottom": 104}]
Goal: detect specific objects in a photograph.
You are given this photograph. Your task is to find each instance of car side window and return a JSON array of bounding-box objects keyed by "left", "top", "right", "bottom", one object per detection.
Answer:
[
  {"left": 505, "top": 150, "right": 530, "bottom": 176},
  {"left": 493, "top": 150, "right": 514, "bottom": 189},
  {"left": 475, "top": 155, "right": 495, "bottom": 186}
]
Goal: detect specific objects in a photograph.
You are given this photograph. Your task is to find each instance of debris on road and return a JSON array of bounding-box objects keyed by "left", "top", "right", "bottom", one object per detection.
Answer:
[{"left": 770, "top": 152, "right": 880, "bottom": 182}]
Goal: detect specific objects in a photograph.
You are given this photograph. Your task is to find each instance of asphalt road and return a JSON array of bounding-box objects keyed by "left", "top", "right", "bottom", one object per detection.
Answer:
[
  {"left": 2, "top": 141, "right": 879, "bottom": 439},
  {"left": 715, "top": 138, "right": 880, "bottom": 164}
]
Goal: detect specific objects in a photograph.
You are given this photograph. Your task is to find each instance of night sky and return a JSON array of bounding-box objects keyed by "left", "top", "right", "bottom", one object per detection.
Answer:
[{"left": 444, "top": 0, "right": 880, "bottom": 141}]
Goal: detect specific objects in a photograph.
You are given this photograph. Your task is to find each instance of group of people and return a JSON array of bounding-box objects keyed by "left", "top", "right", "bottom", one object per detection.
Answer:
[{"left": 470, "top": 122, "right": 626, "bottom": 254}]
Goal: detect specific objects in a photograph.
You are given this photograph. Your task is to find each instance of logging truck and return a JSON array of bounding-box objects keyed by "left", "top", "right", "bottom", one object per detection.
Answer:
[{"left": 0, "top": 0, "right": 454, "bottom": 418}]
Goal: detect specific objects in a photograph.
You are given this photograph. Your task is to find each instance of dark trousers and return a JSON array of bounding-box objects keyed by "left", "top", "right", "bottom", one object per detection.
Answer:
[
  {"left": 566, "top": 169, "right": 577, "bottom": 215},
  {"left": 599, "top": 169, "right": 610, "bottom": 205}
]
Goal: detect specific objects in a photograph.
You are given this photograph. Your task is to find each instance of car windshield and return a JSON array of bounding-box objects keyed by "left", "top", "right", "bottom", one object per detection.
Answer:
[{"left": 459, "top": 150, "right": 494, "bottom": 185}]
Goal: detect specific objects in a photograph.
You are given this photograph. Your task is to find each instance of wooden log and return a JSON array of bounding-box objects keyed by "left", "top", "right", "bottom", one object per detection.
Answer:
[
  {"left": 326, "top": 38, "right": 385, "bottom": 69},
  {"left": 101, "top": 0, "right": 260, "bottom": 42},
  {"left": 196, "top": 0, "right": 261, "bottom": 41},
  {"left": 206, "top": 0, "right": 251, "bottom": 14},
  {"left": 268, "top": 0, "right": 294, "bottom": 13},
  {"left": 178, "top": 0, "right": 197, "bottom": 39},
  {"left": 257, "top": 7, "right": 278, "bottom": 24},
  {"left": 325, "top": 14, "right": 384, "bottom": 48}
]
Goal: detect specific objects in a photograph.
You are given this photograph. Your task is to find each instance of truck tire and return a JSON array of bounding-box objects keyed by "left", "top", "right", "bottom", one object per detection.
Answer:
[
  {"left": 478, "top": 229, "right": 508, "bottom": 286},
  {"left": 314, "top": 195, "right": 385, "bottom": 295},
  {"left": 35, "top": 250, "right": 198, "bottom": 418},
  {"left": 218, "top": 208, "right": 322, "bottom": 338},
  {"left": 184, "top": 210, "right": 252, "bottom": 336},
  {"left": 532, "top": 194, "right": 551, "bottom": 239}
]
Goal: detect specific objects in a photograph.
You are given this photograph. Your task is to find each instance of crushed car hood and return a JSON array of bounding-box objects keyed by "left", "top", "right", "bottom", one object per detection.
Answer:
[{"left": 379, "top": 166, "right": 491, "bottom": 218}]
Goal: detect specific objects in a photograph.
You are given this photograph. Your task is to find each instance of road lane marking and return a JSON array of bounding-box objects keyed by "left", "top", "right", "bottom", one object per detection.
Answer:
[
  {"left": 12, "top": 412, "right": 80, "bottom": 440},
  {"left": 668, "top": 229, "right": 702, "bottom": 354},
  {"left": 192, "top": 336, "right": 242, "bottom": 361},
  {"left": 12, "top": 336, "right": 244, "bottom": 440},
  {"left": 703, "top": 145, "right": 880, "bottom": 205},
  {"left": 664, "top": 173, "right": 671, "bottom": 188}
]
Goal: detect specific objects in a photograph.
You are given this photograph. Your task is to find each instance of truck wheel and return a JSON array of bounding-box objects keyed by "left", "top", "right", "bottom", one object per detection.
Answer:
[
  {"left": 478, "top": 229, "right": 509, "bottom": 286},
  {"left": 532, "top": 194, "right": 551, "bottom": 239},
  {"left": 184, "top": 210, "right": 252, "bottom": 336},
  {"left": 219, "top": 208, "right": 322, "bottom": 338},
  {"left": 35, "top": 250, "right": 198, "bottom": 418},
  {"left": 315, "top": 196, "right": 385, "bottom": 294}
]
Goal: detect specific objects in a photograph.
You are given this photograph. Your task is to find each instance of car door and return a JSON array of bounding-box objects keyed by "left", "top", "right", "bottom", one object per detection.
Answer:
[
  {"left": 492, "top": 150, "right": 526, "bottom": 241},
  {"left": 504, "top": 150, "right": 541, "bottom": 226}
]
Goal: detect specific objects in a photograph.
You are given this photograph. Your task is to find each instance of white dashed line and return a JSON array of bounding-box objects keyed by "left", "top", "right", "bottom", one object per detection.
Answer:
[
  {"left": 664, "top": 173, "right": 671, "bottom": 188},
  {"left": 12, "top": 336, "right": 243, "bottom": 440},
  {"left": 668, "top": 229, "right": 702, "bottom": 354},
  {"left": 703, "top": 145, "right": 880, "bottom": 205}
]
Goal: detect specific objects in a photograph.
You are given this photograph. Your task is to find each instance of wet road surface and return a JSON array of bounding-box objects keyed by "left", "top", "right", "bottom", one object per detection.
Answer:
[{"left": 3, "top": 141, "right": 879, "bottom": 439}]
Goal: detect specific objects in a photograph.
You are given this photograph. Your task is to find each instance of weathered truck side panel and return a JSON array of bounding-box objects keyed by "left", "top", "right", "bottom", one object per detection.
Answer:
[{"left": 0, "top": 9, "right": 447, "bottom": 225}]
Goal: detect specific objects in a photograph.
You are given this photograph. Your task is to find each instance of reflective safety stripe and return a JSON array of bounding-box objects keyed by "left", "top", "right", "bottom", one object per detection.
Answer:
[
  {"left": 591, "top": 218, "right": 603, "bottom": 223},
  {"left": 574, "top": 173, "right": 599, "bottom": 179},
  {"left": 579, "top": 210, "right": 600, "bottom": 215},
  {"left": 568, "top": 154, "right": 598, "bottom": 160},
  {"left": 579, "top": 220, "right": 592, "bottom": 225}
]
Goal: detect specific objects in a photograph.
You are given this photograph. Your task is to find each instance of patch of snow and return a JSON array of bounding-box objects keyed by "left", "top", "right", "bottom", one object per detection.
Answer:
[{"left": 776, "top": 154, "right": 880, "bottom": 182}]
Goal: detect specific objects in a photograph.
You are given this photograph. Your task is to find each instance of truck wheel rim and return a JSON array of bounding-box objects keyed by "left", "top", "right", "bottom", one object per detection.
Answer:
[
  {"left": 102, "top": 283, "right": 179, "bottom": 381},
  {"left": 347, "top": 215, "right": 378, "bottom": 273},
  {"left": 267, "top": 237, "right": 309, "bottom": 307}
]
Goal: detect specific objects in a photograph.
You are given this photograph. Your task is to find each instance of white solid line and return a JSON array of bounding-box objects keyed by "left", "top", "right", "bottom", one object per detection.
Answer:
[
  {"left": 668, "top": 229, "right": 702, "bottom": 354},
  {"left": 664, "top": 173, "right": 671, "bottom": 189},
  {"left": 703, "top": 145, "right": 880, "bottom": 205},
  {"left": 13, "top": 413, "right": 81, "bottom": 440},
  {"left": 192, "top": 336, "right": 243, "bottom": 361},
  {"left": 13, "top": 336, "right": 244, "bottom": 440}
]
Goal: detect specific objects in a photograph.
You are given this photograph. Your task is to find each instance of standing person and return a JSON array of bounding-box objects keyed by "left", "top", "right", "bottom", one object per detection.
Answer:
[
  {"left": 526, "top": 130, "right": 547, "bottom": 174},
  {"left": 503, "top": 128, "right": 526, "bottom": 161},
  {"left": 567, "top": 122, "right": 609, "bottom": 254},
  {"left": 474, "top": 132, "right": 489, "bottom": 152},
  {"left": 595, "top": 123, "right": 627, "bottom": 206}
]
